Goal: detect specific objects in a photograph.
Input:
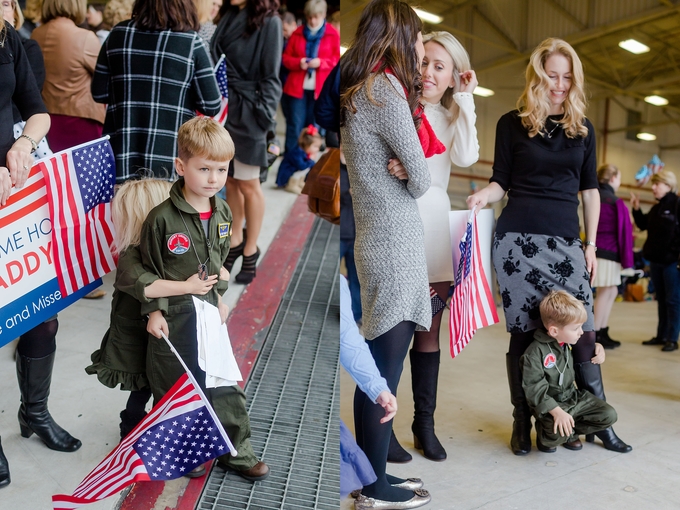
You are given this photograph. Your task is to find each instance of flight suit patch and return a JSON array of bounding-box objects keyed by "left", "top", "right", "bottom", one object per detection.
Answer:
[
  {"left": 543, "top": 353, "right": 556, "bottom": 369},
  {"left": 218, "top": 222, "right": 231, "bottom": 238},
  {"left": 167, "top": 233, "right": 190, "bottom": 254}
]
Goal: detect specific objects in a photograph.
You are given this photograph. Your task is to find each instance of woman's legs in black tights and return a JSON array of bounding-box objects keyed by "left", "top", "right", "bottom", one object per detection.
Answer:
[
  {"left": 571, "top": 330, "right": 596, "bottom": 363},
  {"left": 17, "top": 319, "right": 58, "bottom": 358},
  {"left": 359, "top": 321, "right": 416, "bottom": 502},
  {"left": 412, "top": 282, "right": 450, "bottom": 353}
]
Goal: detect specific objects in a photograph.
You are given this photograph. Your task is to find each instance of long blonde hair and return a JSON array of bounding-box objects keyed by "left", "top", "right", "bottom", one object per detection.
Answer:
[
  {"left": 517, "top": 38, "right": 588, "bottom": 139},
  {"left": 423, "top": 31, "right": 471, "bottom": 122},
  {"left": 112, "top": 179, "right": 172, "bottom": 255}
]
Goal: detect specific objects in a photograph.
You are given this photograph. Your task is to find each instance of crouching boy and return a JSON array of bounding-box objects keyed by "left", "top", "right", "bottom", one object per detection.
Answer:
[
  {"left": 141, "top": 117, "right": 269, "bottom": 480},
  {"left": 521, "top": 290, "right": 617, "bottom": 453}
]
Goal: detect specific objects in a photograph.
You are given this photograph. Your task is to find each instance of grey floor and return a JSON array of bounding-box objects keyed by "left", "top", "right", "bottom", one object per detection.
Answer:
[
  {"left": 341, "top": 299, "right": 680, "bottom": 510},
  {"left": 0, "top": 164, "right": 300, "bottom": 510}
]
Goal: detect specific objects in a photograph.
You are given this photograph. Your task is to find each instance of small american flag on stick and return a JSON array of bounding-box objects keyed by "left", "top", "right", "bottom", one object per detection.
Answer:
[
  {"left": 52, "top": 333, "right": 236, "bottom": 510},
  {"left": 449, "top": 211, "right": 498, "bottom": 358},
  {"left": 196, "top": 55, "right": 228, "bottom": 125}
]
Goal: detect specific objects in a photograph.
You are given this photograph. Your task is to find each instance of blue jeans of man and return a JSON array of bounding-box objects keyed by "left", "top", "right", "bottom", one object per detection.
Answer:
[
  {"left": 340, "top": 239, "right": 362, "bottom": 322},
  {"left": 649, "top": 261, "right": 680, "bottom": 343},
  {"left": 283, "top": 90, "right": 316, "bottom": 154}
]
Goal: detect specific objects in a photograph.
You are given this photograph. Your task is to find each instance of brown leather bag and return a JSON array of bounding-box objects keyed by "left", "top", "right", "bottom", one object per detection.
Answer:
[{"left": 301, "top": 148, "right": 340, "bottom": 225}]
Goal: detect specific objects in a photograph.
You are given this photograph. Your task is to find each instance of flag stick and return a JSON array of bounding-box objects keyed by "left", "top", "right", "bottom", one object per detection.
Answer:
[{"left": 160, "top": 331, "right": 238, "bottom": 456}]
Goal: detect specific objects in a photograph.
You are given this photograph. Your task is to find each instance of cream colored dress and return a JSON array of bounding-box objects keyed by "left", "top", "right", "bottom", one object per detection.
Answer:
[{"left": 416, "top": 93, "right": 479, "bottom": 283}]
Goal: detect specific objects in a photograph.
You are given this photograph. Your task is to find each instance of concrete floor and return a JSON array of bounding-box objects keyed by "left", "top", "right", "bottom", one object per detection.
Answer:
[
  {"left": 341, "top": 299, "right": 680, "bottom": 510},
  {"left": 0, "top": 162, "right": 300, "bottom": 510}
]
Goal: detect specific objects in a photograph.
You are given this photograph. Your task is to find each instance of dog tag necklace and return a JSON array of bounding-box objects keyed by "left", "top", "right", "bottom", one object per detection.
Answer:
[
  {"left": 548, "top": 344, "right": 569, "bottom": 386},
  {"left": 178, "top": 210, "right": 212, "bottom": 281}
]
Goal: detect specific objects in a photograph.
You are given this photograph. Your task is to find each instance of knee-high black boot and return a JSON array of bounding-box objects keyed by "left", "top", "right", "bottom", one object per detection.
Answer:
[
  {"left": 506, "top": 354, "right": 532, "bottom": 455},
  {"left": 0, "top": 437, "right": 9, "bottom": 488},
  {"left": 410, "top": 350, "right": 446, "bottom": 461},
  {"left": 16, "top": 352, "right": 82, "bottom": 452},
  {"left": 574, "top": 361, "right": 632, "bottom": 453}
]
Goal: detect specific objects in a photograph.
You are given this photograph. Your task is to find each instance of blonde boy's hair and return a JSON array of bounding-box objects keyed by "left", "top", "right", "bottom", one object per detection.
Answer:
[
  {"left": 304, "top": 0, "right": 326, "bottom": 17},
  {"left": 539, "top": 290, "right": 587, "bottom": 329},
  {"left": 177, "top": 117, "right": 235, "bottom": 163},
  {"left": 111, "top": 179, "right": 172, "bottom": 254}
]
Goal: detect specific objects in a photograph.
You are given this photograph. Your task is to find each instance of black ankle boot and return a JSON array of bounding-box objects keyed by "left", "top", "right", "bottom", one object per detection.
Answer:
[
  {"left": 16, "top": 352, "right": 82, "bottom": 452},
  {"left": 574, "top": 362, "right": 631, "bottom": 453},
  {"left": 597, "top": 329, "right": 620, "bottom": 349},
  {"left": 235, "top": 248, "right": 260, "bottom": 284},
  {"left": 0, "top": 437, "right": 10, "bottom": 488},
  {"left": 506, "top": 354, "right": 532, "bottom": 455},
  {"left": 387, "top": 430, "right": 412, "bottom": 463},
  {"left": 600, "top": 327, "right": 621, "bottom": 347},
  {"left": 410, "top": 350, "right": 446, "bottom": 461}
]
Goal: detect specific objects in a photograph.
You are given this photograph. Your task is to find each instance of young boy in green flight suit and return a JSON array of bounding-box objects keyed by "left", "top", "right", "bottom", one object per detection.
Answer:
[
  {"left": 521, "top": 290, "right": 617, "bottom": 453},
  {"left": 140, "top": 116, "right": 269, "bottom": 481}
]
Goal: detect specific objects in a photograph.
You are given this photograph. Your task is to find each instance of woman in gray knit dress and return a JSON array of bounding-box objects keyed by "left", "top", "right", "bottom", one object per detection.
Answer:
[{"left": 340, "top": 0, "right": 432, "bottom": 508}]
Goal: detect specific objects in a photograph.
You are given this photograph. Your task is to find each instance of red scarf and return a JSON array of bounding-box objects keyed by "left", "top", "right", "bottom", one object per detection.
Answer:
[{"left": 381, "top": 67, "right": 445, "bottom": 158}]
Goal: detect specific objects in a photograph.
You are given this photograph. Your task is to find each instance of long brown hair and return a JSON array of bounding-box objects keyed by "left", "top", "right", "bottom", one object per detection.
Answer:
[
  {"left": 131, "top": 0, "right": 199, "bottom": 31},
  {"left": 339, "top": 0, "right": 423, "bottom": 129}
]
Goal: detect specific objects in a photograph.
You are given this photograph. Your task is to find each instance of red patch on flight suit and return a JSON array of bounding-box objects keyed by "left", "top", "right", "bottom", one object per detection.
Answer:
[
  {"left": 167, "top": 233, "right": 190, "bottom": 254},
  {"left": 543, "top": 353, "right": 556, "bottom": 369}
]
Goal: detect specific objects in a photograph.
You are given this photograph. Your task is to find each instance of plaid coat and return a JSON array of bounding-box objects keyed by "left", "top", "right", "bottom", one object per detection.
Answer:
[{"left": 92, "top": 21, "right": 221, "bottom": 182}]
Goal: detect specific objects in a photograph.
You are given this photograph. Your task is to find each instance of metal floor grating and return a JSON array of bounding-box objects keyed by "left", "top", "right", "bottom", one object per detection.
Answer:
[{"left": 198, "top": 218, "right": 340, "bottom": 510}]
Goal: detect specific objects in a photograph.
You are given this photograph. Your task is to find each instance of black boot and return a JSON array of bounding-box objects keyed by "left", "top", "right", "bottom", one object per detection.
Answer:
[
  {"left": 0, "top": 437, "right": 9, "bottom": 488},
  {"left": 16, "top": 352, "right": 82, "bottom": 452},
  {"left": 574, "top": 361, "right": 632, "bottom": 453},
  {"left": 597, "top": 328, "right": 620, "bottom": 349},
  {"left": 506, "top": 354, "right": 532, "bottom": 455},
  {"left": 387, "top": 430, "right": 412, "bottom": 463},
  {"left": 410, "top": 350, "right": 446, "bottom": 461},
  {"left": 600, "top": 327, "right": 621, "bottom": 347}
]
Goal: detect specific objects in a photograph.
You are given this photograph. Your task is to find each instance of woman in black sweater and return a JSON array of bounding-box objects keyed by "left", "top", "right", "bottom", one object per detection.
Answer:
[
  {"left": 468, "top": 38, "right": 631, "bottom": 455},
  {"left": 631, "top": 170, "right": 680, "bottom": 352}
]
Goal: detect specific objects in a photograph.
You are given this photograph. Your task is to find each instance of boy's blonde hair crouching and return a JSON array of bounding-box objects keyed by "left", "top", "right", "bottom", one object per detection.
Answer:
[
  {"left": 539, "top": 290, "right": 587, "bottom": 328},
  {"left": 177, "top": 117, "right": 235, "bottom": 162},
  {"left": 112, "top": 179, "right": 172, "bottom": 255}
]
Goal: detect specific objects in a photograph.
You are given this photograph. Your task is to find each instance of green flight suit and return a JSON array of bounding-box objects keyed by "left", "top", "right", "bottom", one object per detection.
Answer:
[
  {"left": 140, "top": 178, "right": 258, "bottom": 471},
  {"left": 521, "top": 330, "right": 617, "bottom": 448}
]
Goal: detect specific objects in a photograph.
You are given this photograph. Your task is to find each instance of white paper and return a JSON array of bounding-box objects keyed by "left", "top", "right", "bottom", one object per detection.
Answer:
[
  {"left": 449, "top": 208, "right": 495, "bottom": 286},
  {"left": 192, "top": 296, "right": 243, "bottom": 388}
]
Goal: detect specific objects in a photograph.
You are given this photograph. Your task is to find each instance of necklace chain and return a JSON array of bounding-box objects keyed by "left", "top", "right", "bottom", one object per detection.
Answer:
[
  {"left": 548, "top": 343, "right": 569, "bottom": 386},
  {"left": 545, "top": 119, "right": 561, "bottom": 138},
  {"left": 178, "top": 209, "right": 212, "bottom": 279}
]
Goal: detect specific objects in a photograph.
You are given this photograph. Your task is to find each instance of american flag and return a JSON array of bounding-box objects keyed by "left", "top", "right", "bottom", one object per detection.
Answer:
[
  {"left": 52, "top": 371, "right": 237, "bottom": 509},
  {"left": 39, "top": 138, "right": 116, "bottom": 296},
  {"left": 197, "top": 55, "right": 228, "bottom": 125},
  {"left": 449, "top": 213, "right": 499, "bottom": 358}
]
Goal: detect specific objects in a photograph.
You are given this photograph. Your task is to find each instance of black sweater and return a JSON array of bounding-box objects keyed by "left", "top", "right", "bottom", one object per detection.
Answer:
[
  {"left": 491, "top": 111, "right": 598, "bottom": 238},
  {"left": 632, "top": 192, "right": 680, "bottom": 264}
]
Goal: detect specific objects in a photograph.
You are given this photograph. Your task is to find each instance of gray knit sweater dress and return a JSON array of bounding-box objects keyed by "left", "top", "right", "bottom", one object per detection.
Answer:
[{"left": 341, "top": 73, "right": 432, "bottom": 340}]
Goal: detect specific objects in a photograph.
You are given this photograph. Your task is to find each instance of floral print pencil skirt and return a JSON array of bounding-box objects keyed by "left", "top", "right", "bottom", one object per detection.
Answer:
[{"left": 492, "top": 232, "right": 595, "bottom": 334}]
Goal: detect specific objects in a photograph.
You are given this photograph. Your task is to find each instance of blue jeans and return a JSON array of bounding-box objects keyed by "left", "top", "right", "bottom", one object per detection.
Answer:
[
  {"left": 283, "top": 90, "right": 316, "bottom": 154},
  {"left": 340, "top": 239, "right": 362, "bottom": 322},
  {"left": 650, "top": 261, "right": 680, "bottom": 343}
]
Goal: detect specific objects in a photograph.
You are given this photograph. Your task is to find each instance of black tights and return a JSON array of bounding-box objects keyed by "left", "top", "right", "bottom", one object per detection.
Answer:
[
  {"left": 508, "top": 329, "right": 596, "bottom": 363},
  {"left": 125, "top": 389, "right": 152, "bottom": 416},
  {"left": 353, "top": 321, "right": 415, "bottom": 502},
  {"left": 412, "top": 282, "right": 450, "bottom": 353},
  {"left": 17, "top": 319, "right": 58, "bottom": 358}
]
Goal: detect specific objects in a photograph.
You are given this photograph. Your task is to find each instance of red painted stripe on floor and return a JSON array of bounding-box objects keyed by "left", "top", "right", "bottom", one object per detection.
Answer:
[{"left": 119, "top": 195, "right": 316, "bottom": 510}]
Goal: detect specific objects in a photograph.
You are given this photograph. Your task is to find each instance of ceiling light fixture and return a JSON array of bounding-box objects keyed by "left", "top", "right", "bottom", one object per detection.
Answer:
[
  {"left": 644, "top": 95, "right": 668, "bottom": 106},
  {"left": 618, "top": 39, "right": 650, "bottom": 54},
  {"left": 413, "top": 8, "right": 443, "bottom": 24},
  {"left": 473, "top": 86, "right": 495, "bottom": 97},
  {"left": 637, "top": 132, "right": 657, "bottom": 141}
]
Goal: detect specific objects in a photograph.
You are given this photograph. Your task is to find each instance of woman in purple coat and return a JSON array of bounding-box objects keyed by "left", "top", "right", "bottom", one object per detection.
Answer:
[{"left": 592, "top": 164, "right": 633, "bottom": 349}]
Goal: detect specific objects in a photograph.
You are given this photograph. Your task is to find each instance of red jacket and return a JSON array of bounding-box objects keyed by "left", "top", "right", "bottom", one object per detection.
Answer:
[{"left": 282, "top": 23, "right": 340, "bottom": 100}]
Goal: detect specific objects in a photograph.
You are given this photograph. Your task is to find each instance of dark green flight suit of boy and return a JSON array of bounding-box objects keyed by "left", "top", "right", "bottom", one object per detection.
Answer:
[
  {"left": 521, "top": 330, "right": 618, "bottom": 448},
  {"left": 140, "top": 179, "right": 258, "bottom": 471}
]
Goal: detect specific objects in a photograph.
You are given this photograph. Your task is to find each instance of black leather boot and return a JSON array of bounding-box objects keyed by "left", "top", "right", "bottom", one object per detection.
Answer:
[
  {"left": 410, "top": 350, "right": 446, "bottom": 461},
  {"left": 16, "top": 352, "right": 82, "bottom": 452},
  {"left": 0, "top": 437, "right": 10, "bottom": 488},
  {"left": 386, "top": 430, "right": 412, "bottom": 463},
  {"left": 600, "top": 327, "right": 621, "bottom": 347},
  {"left": 596, "top": 329, "right": 619, "bottom": 349},
  {"left": 574, "top": 361, "right": 632, "bottom": 453},
  {"left": 506, "top": 354, "right": 532, "bottom": 455}
]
